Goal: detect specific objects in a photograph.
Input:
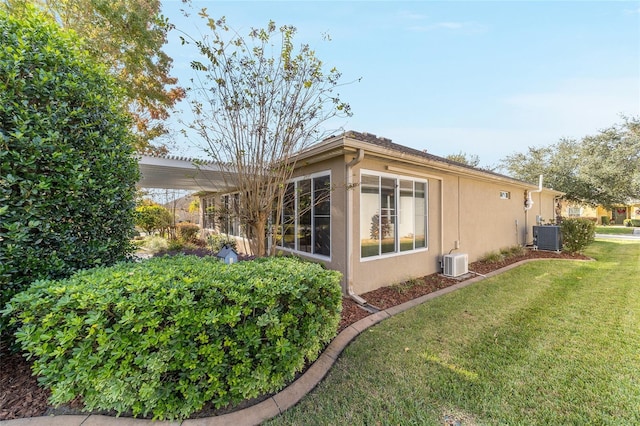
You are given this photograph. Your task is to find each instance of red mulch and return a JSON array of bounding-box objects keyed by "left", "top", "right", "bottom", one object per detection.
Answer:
[{"left": 0, "top": 249, "right": 589, "bottom": 421}]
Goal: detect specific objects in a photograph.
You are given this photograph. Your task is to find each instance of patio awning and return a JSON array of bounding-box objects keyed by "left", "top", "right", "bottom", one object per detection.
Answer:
[{"left": 137, "top": 155, "right": 233, "bottom": 192}]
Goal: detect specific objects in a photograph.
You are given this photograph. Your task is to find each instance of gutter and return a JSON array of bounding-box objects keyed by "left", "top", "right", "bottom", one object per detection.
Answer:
[{"left": 345, "top": 148, "right": 367, "bottom": 305}]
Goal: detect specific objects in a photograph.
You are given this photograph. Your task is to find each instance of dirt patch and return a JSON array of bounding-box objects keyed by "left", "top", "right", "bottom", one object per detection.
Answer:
[{"left": 0, "top": 249, "right": 589, "bottom": 421}]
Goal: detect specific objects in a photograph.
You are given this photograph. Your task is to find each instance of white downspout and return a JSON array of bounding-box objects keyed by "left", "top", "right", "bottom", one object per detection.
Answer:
[
  {"left": 525, "top": 174, "right": 543, "bottom": 211},
  {"left": 524, "top": 175, "right": 543, "bottom": 244},
  {"left": 346, "top": 148, "right": 366, "bottom": 305}
]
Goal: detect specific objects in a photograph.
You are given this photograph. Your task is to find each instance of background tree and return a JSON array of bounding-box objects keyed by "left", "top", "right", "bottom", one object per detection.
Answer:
[
  {"left": 499, "top": 117, "right": 640, "bottom": 208},
  {"left": 445, "top": 151, "right": 481, "bottom": 168},
  {"left": 134, "top": 204, "right": 173, "bottom": 236},
  {"left": 0, "top": 6, "right": 139, "bottom": 334},
  {"left": 184, "top": 15, "right": 352, "bottom": 256},
  {"left": 3, "top": 0, "right": 185, "bottom": 153}
]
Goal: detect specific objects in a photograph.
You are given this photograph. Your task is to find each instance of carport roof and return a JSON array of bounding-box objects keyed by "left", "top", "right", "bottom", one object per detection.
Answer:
[{"left": 137, "top": 155, "right": 231, "bottom": 192}]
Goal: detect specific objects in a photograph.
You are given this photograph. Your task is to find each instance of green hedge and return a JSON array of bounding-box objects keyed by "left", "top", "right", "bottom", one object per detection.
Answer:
[
  {"left": 3, "top": 256, "right": 342, "bottom": 420},
  {"left": 560, "top": 218, "right": 595, "bottom": 253},
  {"left": 0, "top": 7, "right": 138, "bottom": 331}
]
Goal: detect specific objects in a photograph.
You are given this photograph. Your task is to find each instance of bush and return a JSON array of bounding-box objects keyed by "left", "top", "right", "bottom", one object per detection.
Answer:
[
  {"left": 134, "top": 204, "right": 173, "bottom": 235},
  {"left": 142, "top": 236, "right": 169, "bottom": 252},
  {"left": 207, "top": 233, "right": 238, "bottom": 253},
  {"left": 601, "top": 216, "right": 610, "bottom": 226},
  {"left": 175, "top": 222, "right": 200, "bottom": 243},
  {"left": 3, "top": 256, "right": 342, "bottom": 420},
  {"left": 560, "top": 218, "right": 595, "bottom": 253},
  {"left": 480, "top": 251, "right": 505, "bottom": 263},
  {"left": 624, "top": 219, "right": 632, "bottom": 227},
  {"left": 0, "top": 7, "right": 138, "bottom": 335}
]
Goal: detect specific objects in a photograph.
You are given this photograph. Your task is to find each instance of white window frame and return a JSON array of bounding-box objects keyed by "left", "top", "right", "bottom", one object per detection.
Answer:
[
  {"left": 220, "top": 192, "right": 242, "bottom": 237},
  {"left": 277, "top": 171, "right": 332, "bottom": 260},
  {"left": 360, "top": 170, "right": 428, "bottom": 261}
]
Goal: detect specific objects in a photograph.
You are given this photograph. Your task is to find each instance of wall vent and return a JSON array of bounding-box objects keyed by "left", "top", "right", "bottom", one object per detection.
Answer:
[{"left": 443, "top": 253, "right": 468, "bottom": 277}]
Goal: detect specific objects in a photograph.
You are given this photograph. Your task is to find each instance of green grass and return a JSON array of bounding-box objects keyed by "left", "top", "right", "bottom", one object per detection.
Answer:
[
  {"left": 596, "top": 225, "right": 636, "bottom": 235},
  {"left": 267, "top": 240, "right": 640, "bottom": 425}
]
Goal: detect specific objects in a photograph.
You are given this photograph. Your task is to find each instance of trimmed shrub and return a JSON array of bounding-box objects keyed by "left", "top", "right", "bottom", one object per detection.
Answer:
[
  {"left": 624, "top": 219, "right": 632, "bottom": 227},
  {"left": 560, "top": 218, "right": 595, "bottom": 253},
  {"left": 175, "top": 222, "right": 200, "bottom": 243},
  {"left": 0, "top": 7, "right": 138, "bottom": 333},
  {"left": 3, "top": 256, "right": 342, "bottom": 420},
  {"left": 207, "top": 233, "right": 238, "bottom": 253},
  {"left": 601, "top": 216, "right": 610, "bottom": 226}
]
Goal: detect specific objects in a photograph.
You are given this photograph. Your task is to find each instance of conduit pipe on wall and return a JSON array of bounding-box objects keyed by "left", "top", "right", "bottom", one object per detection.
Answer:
[{"left": 346, "top": 148, "right": 366, "bottom": 305}]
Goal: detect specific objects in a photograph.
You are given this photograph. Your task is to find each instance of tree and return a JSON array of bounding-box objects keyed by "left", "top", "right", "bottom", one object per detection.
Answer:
[
  {"left": 134, "top": 204, "right": 173, "bottom": 235},
  {"left": 499, "top": 117, "right": 640, "bottom": 208},
  {"left": 0, "top": 6, "right": 139, "bottom": 330},
  {"left": 3, "top": 0, "right": 185, "bottom": 153},
  {"left": 445, "top": 151, "right": 481, "bottom": 168},
  {"left": 184, "top": 15, "right": 352, "bottom": 256}
]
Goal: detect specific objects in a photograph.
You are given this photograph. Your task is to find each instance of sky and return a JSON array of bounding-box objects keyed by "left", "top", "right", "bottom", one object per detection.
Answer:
[{"left": 160, "top": 0, "right": 640, "bottom": 169}]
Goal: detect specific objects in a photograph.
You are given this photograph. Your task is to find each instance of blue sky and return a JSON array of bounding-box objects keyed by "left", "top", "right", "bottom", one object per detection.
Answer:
[{"left": 161, "top": 1, "right": 640, "bottom": 168}]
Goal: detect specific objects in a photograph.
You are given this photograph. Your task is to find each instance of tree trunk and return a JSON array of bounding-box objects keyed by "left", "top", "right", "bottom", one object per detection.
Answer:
[{"left": 251, "top": 211, "right": 268, "bottom": 257}]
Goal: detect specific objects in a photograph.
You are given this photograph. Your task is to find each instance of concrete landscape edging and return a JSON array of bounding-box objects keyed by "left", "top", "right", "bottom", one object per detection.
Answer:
[{"left": 0, "top": 258, "right": 593, "bottom": 426}]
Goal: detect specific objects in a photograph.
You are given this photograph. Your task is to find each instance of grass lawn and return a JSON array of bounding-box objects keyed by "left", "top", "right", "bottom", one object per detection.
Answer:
[
  {"left": 596, "top": 225, "right": 637, "bottom": 235},
  {"left": 267, "top": 240, "right": 640, "bottom": 425}
]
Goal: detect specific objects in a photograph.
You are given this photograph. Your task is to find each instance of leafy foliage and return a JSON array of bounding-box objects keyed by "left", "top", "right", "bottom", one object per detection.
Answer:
[
  {"left": 175, "top": 222, "right": 200, "bottom": 242},
  {"left": 0, "top": 7, "right": 139, "bottom": 334},
  {"left": 134, "top": 204, "right": 173, "bottom": 235},
  {"left": 560, "top": 218, "right": 595, "bottom": 253},
  {"left": 3, "top": 0, "right": 185, "bottom": 152},
  {"left": 184, "top": 14, "right": 353, "bottom": 256},
  {"left": 207, "top": 233, "right": 238, "bottom": 253},
  {"left": 445, "top": 151, "right": 481, "bottom": 168},
  {"left": 499, "top": 117, "right": 640, "bottom": 208},
  {"left": 3, "top": 256, "right": 342, "bottom": 420}
]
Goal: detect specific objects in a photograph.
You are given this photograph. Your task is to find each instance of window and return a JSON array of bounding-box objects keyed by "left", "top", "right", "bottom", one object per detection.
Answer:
[
  {"left": 220, "top": 193, "right": 241, "bottom": 237},
  {"left": 361, "top": 172, "right": 428, "bottom": 259},
  {"left": 277, "top": 172, "right": 331, "bottom": 258},
  {"left": 500, "top": 191, "right": 511, "bottom": 200},
  {"left": 568, "top": 207, "right": 581, "bottom": 217},
  {"left": 201, "top": 196, "right": 216, "bottom": 229}
]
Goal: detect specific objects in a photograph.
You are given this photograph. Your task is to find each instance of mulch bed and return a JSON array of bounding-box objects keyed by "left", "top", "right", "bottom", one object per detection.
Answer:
[{"left": 0, "top": 249, "right": 589, "bottom": 421}]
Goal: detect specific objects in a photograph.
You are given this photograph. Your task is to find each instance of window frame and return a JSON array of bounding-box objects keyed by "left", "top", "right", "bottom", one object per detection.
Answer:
[
  {"left": 220, "top": 192, "right": 242, "bottom": 237},
  {"left": 276, "top": 171, "right": 332, "bottom": 260},
  {"left": 360, "top": 170, "right": 428, "bottom": 261}
]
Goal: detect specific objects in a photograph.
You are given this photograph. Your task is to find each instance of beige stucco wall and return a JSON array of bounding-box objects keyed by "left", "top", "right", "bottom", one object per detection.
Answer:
[
  {"left": 207, "top": 148, "right": 561, "bottom": 296},
  {"left": 344, "top": 157, "right": 560, "bottom": 294}
]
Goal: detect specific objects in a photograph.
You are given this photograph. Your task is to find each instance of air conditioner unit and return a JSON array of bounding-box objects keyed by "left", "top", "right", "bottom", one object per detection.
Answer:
[{"left": 443, "top": 253, "right": 468, "bottom": 277}]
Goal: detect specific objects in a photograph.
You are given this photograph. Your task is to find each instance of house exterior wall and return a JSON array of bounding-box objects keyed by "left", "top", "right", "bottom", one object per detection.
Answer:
[
  {"left": 275, "top": 155, "right": 350, "bottom": 289},
  {"left": 194, "top": 135, "right": 562, "bottom": 296},
  {"left": 560, "top": 201, "right": 609, "bottom": 224},
  {"left": 336, "top": 155, "right": 559, "bottom": 294}
]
